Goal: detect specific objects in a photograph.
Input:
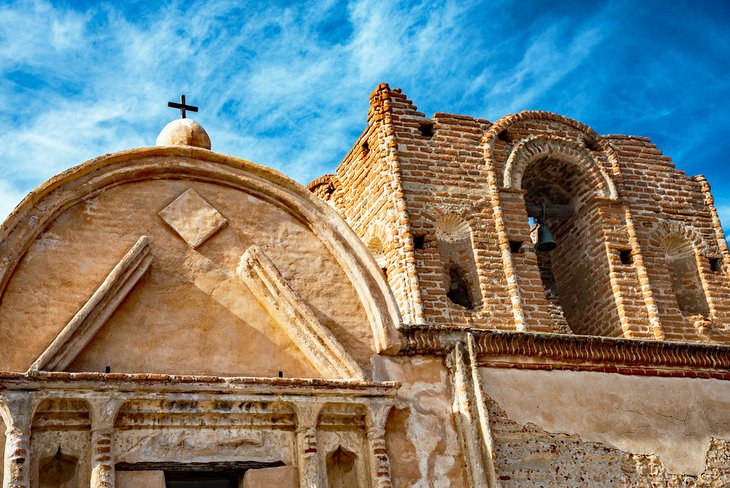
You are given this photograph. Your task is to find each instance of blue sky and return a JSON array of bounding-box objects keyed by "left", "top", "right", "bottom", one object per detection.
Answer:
[{"left": 1, "top": 0, "right": 729, "bottom": 227}]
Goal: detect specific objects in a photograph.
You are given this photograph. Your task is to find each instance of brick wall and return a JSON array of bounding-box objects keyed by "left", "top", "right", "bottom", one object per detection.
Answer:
[{"left": 311, "top": 84, "right": 730, "bottom": 345}]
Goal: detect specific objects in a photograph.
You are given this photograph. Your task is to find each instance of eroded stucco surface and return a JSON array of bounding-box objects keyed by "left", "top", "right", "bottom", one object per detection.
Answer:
[
  {"left": 375, "top": 356, "right": 464, "bottom": 487},
  {"left": 480, "top": 367, "right": 730, "bottom": 475},
  {"left": 0, "top": 179, "right": 373, "bottom": 377}
]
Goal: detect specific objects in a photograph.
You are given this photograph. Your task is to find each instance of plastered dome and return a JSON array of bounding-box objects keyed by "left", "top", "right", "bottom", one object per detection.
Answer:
[{"left": 156, "top": 118, "right": 212, "bottom": 149}]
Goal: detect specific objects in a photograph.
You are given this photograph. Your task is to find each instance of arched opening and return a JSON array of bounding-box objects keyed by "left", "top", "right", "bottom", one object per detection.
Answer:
[
  {"left": 39, "top": 448, "right": 79, "bottom": 487},
  {"left": 663, "top": 234, "right": 710, "bottom": 317},
  {"left": 31, "top": 399, "right": 90, "bottom": 487},
  {"left": 317, "top": 403, "right": 368, "bottom": 487},
  {"left": 522, "top": 155, "right": 621, "bottom": 336},
  {"left": 435, "top": 215, "right": 481, "bottom": 310},
  {"left": 326, "top": 446, "right": 359, "bottom": 488},
  {"left": 446, "top": 263, "right": 473, "bottom": 309}
]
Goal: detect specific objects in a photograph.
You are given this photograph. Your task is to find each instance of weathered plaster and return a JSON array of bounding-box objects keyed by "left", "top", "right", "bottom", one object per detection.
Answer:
[
  {"left": 374, "top": 356, "right": 464, "bottom": 487},
  {"left": 0, "top": 179, "right": 377, "bottom": 378},
  {"left": 480, "top": 367, "right": 730, "bottom": 474}
]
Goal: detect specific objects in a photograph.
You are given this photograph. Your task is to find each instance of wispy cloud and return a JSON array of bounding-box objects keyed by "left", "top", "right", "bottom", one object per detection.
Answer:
[{"left": 0, "top": 0, "right": 729, "bottom": 229}]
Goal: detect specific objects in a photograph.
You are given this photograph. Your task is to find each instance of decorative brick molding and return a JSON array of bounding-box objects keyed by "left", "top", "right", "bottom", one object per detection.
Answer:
[
  {"left": 502, "top": 135, "right": 618, "bottom": 199},
  {"left": 400, "top": 326, "right": 730, "bottom": 378},
  {"left": 483, "top": 110, "right": 616, "bottom": 162}
]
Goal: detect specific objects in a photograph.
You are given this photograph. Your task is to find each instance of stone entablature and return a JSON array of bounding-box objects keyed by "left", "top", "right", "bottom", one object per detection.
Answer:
[{"left": 0, "top": 373, "right": 397, "bottom": 487}]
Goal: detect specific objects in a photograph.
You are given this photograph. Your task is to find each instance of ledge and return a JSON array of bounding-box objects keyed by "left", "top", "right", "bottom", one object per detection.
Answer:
[
  {"left": 0, "top": 371, "right": 399, "bottom": 396},
  {"left": 400, "top": 326, "right": 730, "bottom": 379}
]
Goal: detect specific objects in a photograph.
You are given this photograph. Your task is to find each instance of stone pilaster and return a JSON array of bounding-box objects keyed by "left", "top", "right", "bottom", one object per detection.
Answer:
[
  {"left": 447, "top": 335, "right": 500, "bottom": 488},
  {"left": 366, "top": 403, "right": 394, "bottom": 488},
  {"left": 294, "top": 404, "right": 323, "bottom": 488},
  {"left": 1, "top": 393, "right": 33, "bottom": 488},
  {"left": 89, "top": 398, "right": 122, "bottom": 488}
]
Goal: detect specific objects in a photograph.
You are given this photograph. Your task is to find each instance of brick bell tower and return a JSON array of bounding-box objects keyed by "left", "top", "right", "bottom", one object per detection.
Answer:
[{"left": 309, "top": 83, "right": 730, "bottom": 345}]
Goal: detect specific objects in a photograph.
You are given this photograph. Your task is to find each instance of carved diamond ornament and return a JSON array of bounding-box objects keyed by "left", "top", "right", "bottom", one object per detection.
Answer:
[{"left": 159, "top": 189, "right": 227, "bottom": 248}]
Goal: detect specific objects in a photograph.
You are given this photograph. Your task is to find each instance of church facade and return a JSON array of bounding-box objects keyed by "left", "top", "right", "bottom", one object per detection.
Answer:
[{"left": 1, "top": 84, "right": 729, "bottom": 487}]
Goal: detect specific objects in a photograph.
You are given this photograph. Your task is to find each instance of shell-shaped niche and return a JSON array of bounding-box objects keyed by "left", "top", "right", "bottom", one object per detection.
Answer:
[
  {"left": 366, "top": 234, "right": 388, "bottom": 269},
  {"left": 663, "top": 233, "right": 695, "bottom": 258},
  {"left": 435, "top": 214, "right": 471, "bottom": 243}
]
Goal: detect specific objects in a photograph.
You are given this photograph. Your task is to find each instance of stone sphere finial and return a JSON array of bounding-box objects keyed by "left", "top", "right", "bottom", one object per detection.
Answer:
[{"left": 156, "top": 119, "right": 211, "bottom": 149}]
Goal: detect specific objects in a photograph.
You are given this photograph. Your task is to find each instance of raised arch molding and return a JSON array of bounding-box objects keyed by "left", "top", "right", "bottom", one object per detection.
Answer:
[
  {"left": 0, "top": 146, "right": 402, "bottom": 354},
  {"left": 482, "top": 110, "right": 624, "bottom": 180},
  {"left": 649, "top": 220, "right": 711, "bottom": 255},
  {"left": 502, "top": 135, "right": 618, "bottom": 199}
]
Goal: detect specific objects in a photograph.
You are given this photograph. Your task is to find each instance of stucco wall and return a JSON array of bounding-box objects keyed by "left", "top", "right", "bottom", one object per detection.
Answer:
[
  {"left": 480, "top": 367, "right": 730, "bottom": 479},
  {"left": 375, "top": 356, "right": 465, "bottom": 487},
  {"left": 0, "top": 179, "right": 373, "bottom": 377}
]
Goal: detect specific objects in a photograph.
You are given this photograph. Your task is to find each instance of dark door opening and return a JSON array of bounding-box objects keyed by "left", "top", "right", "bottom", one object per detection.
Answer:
[{"left": 165, "top": 472, "right": 238, "bottom": 488}]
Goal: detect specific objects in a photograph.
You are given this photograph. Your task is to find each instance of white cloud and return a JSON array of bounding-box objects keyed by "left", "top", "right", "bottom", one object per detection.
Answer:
[{"left": 0, "top": 0, "right": 727, "bottom": 228}]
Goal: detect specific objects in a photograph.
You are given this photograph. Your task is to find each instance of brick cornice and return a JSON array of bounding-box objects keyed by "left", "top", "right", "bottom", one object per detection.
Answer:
[{"left": 399, "top": 326, "right": 730, "bottom": 379}]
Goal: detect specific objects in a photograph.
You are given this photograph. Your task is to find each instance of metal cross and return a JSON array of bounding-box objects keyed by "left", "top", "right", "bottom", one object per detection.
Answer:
[{"left": 167, "top": 94, "right": 198, "bottom": 119}]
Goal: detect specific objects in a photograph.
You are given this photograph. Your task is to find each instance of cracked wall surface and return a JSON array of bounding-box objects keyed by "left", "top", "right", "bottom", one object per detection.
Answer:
[
  {"left": 480, "top": 367, "right": 730, "bottom": 484},
  {"left": 375, "top": 356, "right": 465, "bottom": 487}
]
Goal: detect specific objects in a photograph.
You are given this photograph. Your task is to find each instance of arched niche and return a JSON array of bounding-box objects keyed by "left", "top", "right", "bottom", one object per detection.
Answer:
[
  {"left": 365, "top": 226, "right": 389, "bottom": 280},
  {"left": 317, "top": 403, "right": 369, "bottom": 487},
  {"left": 326, "top": 446, "right": 360, "bottom": 488},
  {"left": 662, "top": 234, "right": 710, "bottom": 317},
  {"left": 434, "top": 214, "right": 482, "bottom": 310},
  {"left": 0, "top": 147, "right": 402, "bottom": 375},
  {"left": 648, "top": 221, "right": 714, "bottom": 338},
  {"left": 31, "top": 399, "right": 91, "bottom": 487},
  {"left": 508, "top": 137, "right": 622, "bottom": 336}
]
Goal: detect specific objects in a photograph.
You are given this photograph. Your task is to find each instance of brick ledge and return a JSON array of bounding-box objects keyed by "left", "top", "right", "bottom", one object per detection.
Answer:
[{"left": 400, "top": 326, "right": 730, "bottom": 379}]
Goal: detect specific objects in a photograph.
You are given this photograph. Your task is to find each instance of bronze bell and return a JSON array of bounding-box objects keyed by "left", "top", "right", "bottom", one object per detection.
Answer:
[{"left": 535, "top": 220, "right": 557, "bottom": 252}]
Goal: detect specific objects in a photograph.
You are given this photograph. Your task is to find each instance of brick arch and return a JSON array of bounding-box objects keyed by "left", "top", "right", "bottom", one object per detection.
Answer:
[
  {"left": 482, "top": 110, "right": 623, "bottom": 179},
  {"left": 503, "top": 135, "right": 618, "bottom": 199},
  {"left": 306, "top": 173, "right": 341, "bottom": 201},
  {"left": 649, "top": 220, "right": 710, "bottom": 256}
]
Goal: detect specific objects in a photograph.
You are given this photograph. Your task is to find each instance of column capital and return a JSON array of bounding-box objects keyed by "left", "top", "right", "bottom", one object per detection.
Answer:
[
  {"left": 366, "top": 402, "right": 393, "bottom": 438},
  {"left": 293, "top": 402, "right": 323, "bottom": 432},
  {"left": 0, "top": 392, "right": 36, "bottom": 433},
  {"left": 87, "top": 397, "right": 123, "bottom": 431}
]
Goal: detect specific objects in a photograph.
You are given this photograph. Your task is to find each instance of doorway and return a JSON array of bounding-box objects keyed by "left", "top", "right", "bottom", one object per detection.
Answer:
[{"left": 165, "top": 472, "right": 239, "bottom": 488}]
